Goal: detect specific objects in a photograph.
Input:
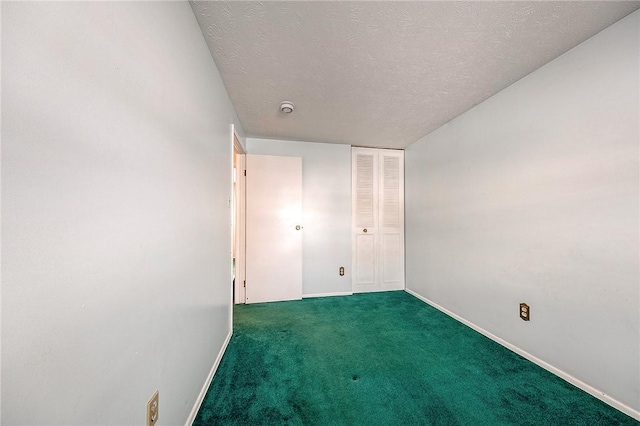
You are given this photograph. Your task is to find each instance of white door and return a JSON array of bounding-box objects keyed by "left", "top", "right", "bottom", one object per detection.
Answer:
[
  {"left": 378, "top": 149, "right": 404, "bottom": 290},
  {"left": 352, "top": 148, "right": 379, "bottom": 292},
  {"left": 246, "top": 154, "right": 303, "bottom": 303},
  {"left": 352, "top": 147, "right": 404, "bottom": 293}
]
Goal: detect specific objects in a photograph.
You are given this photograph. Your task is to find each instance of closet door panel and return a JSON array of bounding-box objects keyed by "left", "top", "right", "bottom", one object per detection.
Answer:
[
  {"left": 381, "top": 233, "right": 401, "bottom": 286},
  {"left": 378, "top": 149, "right": 405, "bottom": 291},
  {"left": 352, "top": 148, "right": 379, "bottom": 292},
  {"left": 355, "top": 234, "right": 376, "bottom": 288},
  {"left": 380, "top": 154, "right": 401, "bottom": 228},
  {"left": 354, "top": 151, "right": 376, "bottom": 229}
]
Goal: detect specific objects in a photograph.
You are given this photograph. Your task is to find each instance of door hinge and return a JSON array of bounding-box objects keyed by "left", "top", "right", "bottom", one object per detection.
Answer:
[{"left": 243, "top": 280, "right": 246, "bottom": 288}]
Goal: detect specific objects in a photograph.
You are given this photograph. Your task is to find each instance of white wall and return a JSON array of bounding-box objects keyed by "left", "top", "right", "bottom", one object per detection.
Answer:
[
  {"left": 2, "top": 2, "right": 242, "bottom": 424},
  {"left": 405, "top": 10, "right": 639, "bottom": 416},
  {"left": 246, "top": 138, "right": 352, "bottom": 297}
]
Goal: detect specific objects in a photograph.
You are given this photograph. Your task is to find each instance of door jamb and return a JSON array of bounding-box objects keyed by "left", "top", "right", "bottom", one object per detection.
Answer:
[{"left": 231, "top": 126, "right": 247, "bottom": 304}]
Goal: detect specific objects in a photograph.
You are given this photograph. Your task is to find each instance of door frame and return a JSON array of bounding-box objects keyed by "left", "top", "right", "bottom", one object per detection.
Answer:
[{"left": 231, "top": 125, "right": 247, "bottom": 304}]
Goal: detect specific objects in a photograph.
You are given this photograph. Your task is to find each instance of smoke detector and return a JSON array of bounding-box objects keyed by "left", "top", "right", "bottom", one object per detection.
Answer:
[{"left": 280, "top": 101, "right": 294, "bottom": 114}]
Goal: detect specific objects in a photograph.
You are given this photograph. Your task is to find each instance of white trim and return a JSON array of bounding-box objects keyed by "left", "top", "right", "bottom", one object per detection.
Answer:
[
  {"left": 404, "top": 288, "right": 640, "bottom": 422},
  {"left": 233, "top": 131, "right": 246, "bottom": 154},
  {"left": 230, "top": 124, "right": 236, "bottom": 316},
  {"left": 353, "top": 287, "right": 405, "bottom": 294},
  {"left": 232, "top": 124, "right": 247, "bottom": 305},
  {"left": 303, "top": 291, "right": 353, "bottom": 299},
  {"left": 185, "top": 330, "right": 233, "bottom": 426}
]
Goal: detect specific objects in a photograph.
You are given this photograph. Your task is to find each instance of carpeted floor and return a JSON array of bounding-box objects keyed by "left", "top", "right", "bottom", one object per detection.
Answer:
[{"left": 194, "top": 291, "right": 638, "bottom": 425}]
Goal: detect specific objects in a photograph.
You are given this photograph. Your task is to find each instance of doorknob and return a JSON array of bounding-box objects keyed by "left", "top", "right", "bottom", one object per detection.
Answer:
[
  {"left": 296, "top": 225, "right": 302, "bottom": 230},
  {"left": 363, "top": 228, "right": 367, "bottom": 233}
]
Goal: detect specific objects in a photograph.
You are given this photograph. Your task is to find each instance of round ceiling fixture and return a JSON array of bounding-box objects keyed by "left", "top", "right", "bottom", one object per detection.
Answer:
[{"left": 280, "top": 101, "right": 294, "bottom": 114}]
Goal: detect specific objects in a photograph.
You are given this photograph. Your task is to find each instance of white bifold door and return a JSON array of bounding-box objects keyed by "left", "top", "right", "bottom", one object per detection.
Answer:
[
  {"left": 245, "top": 154, "right": 303, "bottom": 303},
  {"left": 352, "top": 147, "right": 405, "bottom": 293}
]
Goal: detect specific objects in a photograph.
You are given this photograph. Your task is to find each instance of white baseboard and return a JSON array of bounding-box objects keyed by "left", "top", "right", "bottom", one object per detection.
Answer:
[
  {"left": 303, "top": 291, "right": 353, "bottom": 299},
  {"left": 185, "top": 329, "right": 233, "bottom": 426},
  {"left": 404, "top": 288, "right": 640, "bottom": 421}
]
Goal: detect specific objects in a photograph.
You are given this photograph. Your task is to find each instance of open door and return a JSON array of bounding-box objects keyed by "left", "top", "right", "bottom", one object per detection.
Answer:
[{"left": 245, "top": 154, "right": 303, "bottom": 303}]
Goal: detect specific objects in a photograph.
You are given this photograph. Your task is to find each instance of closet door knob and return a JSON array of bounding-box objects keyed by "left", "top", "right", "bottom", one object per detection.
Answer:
[
  {"left": 295, "top": 225, "right": 302, "bottom": 230},
  {"left": 363, "top": 228, "right": 368, "bottom": 233}
]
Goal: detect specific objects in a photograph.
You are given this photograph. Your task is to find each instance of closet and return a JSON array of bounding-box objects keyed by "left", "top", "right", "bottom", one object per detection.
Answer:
[{"left": 351, "top": 147, "right": 405, "bottom": 293}]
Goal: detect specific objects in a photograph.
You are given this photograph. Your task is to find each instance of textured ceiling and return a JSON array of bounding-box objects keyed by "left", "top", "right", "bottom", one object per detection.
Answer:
[{"left": 191, "top": 1, "right": 639, "bottom": 149}]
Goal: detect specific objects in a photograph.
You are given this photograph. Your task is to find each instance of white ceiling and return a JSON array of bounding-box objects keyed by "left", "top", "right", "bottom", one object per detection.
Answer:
[{"left": 191, "top": 1, "right": 639, "bottom": 149}]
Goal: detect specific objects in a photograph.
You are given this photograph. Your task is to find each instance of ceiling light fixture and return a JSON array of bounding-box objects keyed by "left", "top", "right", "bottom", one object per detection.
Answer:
[{"left": 280, "top": 101, "right": 294, "bottom": 114}]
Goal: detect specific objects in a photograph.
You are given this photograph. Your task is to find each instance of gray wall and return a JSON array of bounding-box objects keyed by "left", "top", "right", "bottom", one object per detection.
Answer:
[
  {"left": 2, "top": 2, "right": 242, "bottom": 424},
  {"left": 405, "top": 10, "right": 639, "bottom": 414},
  {"left": 246, "top": 138, "right": 352, "bottom": 296}
]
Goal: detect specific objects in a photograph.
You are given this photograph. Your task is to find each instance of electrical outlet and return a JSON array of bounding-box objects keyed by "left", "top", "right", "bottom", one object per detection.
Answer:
[
  {"left": 520, "top": 303, "right": 530, "bottom": 321},
  {"left": 147, "top": 390, "right": 159, "bottom": 426}
]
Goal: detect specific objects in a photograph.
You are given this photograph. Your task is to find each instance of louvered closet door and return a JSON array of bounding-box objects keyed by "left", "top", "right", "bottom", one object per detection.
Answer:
[
  {"left": 352, "top": 148, "right": 379, "bottom": 293},
  {"left": 352, "top": 147, "right": 405, "bottom": 293},
  {"left": 378, "top": 149, "right": 404, "bottom": 290}
]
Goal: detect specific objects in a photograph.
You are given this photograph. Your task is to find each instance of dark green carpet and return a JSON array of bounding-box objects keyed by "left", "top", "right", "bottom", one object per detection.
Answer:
[{"left": 194, "top": 291, "right": 638, "bottom": 425}]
